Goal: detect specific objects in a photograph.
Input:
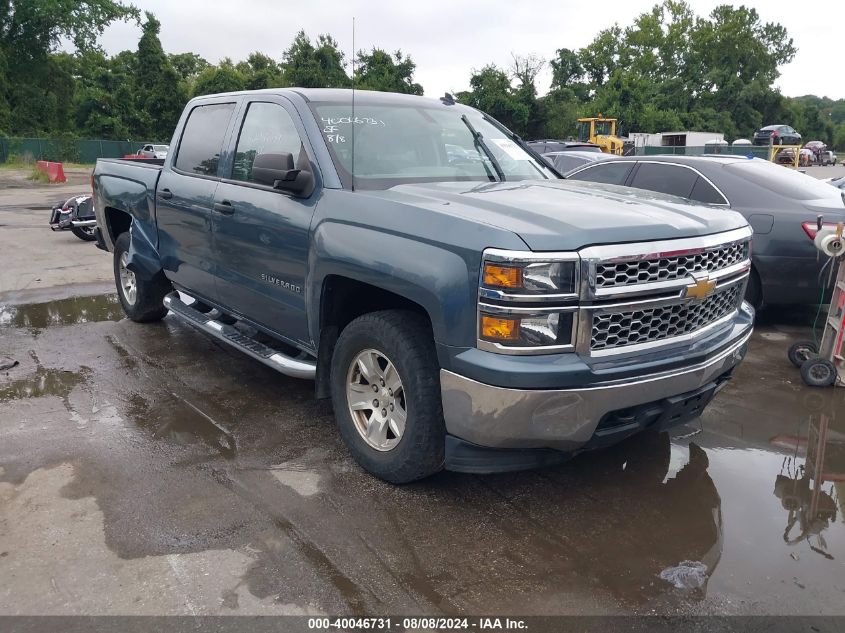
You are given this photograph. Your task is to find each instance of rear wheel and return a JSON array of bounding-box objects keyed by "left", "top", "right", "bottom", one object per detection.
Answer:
[
  {"left": 330, "top": 310, "right": 445, "bottom": 483},
  {"left": 113, "top": 231, "right": 172, "bottom": 323}
]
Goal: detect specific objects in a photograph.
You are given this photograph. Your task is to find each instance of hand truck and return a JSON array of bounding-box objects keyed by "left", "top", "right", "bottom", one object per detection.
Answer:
[{"left": 788, "top": 218, "right": 845, "bottom": 387}]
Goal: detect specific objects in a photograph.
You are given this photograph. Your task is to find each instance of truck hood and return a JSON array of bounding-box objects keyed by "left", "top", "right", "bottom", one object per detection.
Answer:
[{"left": 366, "top": 180, "right": 748, "bottom": 251}]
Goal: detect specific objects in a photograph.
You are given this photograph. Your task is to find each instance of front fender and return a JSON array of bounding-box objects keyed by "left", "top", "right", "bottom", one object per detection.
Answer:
[{"left": 308, "top": 221, "right": 478, "bottom": 347}]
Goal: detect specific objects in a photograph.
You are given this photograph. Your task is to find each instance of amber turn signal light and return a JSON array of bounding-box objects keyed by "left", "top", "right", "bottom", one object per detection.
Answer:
[
  {"left": 483, "top": 264, "right": 522, "bottom": 289},
  {"left": 480, "top": 316, "right": 520, "bottom": 341}
]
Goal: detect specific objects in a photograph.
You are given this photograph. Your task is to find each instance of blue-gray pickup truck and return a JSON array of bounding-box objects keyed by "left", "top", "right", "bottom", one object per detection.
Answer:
[{"left": 92, "top": 88, "right": 754, "bottom": 483}]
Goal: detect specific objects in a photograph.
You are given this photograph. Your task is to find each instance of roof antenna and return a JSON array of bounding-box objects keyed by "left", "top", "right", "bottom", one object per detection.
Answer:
[{"left": 351, "top": 16, "right": 356, "bottom": 192}]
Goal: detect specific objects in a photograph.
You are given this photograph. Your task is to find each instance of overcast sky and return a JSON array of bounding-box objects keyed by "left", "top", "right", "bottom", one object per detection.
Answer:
[{"left": 94, "top": 0, "right": 845, "bottom": 100}]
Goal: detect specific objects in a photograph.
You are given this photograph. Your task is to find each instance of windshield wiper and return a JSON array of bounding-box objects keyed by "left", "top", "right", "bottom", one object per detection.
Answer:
[
  {"left": 483, "top": 116, "right": 562, "bottom": 179},
  {"left": 460, "top": 114, "right": 506, "bottom": 182}
]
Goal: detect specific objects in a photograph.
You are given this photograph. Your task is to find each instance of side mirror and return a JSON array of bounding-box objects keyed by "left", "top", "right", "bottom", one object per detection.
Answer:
[{"left": 252, "top": 152, "right": 314, "bottom": 197}]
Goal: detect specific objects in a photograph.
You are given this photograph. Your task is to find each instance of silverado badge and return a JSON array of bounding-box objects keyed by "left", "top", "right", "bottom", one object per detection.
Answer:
[{"left": 261, "top": 273, "right": 302, "bottom": 294}]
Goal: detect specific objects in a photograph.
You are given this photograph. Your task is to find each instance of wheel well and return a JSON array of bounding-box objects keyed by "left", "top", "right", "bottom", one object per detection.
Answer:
[
  {"left": 314, "top": 275, "right": 432, "bottom": 399},
  {"left": 104, "top": 207, "right": 132, "bottom": 243}
]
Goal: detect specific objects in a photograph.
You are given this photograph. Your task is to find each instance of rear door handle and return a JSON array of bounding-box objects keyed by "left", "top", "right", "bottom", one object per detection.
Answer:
[
  {"left": 213, "top": 200, "right": 234, "bottom": 215},
  {"left": 159, "top": 188, "right": 173, "bottom": 200}
]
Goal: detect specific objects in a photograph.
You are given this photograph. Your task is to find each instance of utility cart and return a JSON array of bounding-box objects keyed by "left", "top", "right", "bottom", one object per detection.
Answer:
[{"left": 788, "top": 220, "right": 845, "bottom": 387}]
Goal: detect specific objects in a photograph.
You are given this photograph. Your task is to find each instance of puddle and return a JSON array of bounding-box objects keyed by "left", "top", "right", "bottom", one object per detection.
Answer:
[
  {"left": 0, "top": 294, "right": 124, "bottom": 329},
  {"left": 0, "top": 351, "right": 90, "bottom": 407},
  {"left": 126, "top": 391, "right": 237, "bottom": 459}
]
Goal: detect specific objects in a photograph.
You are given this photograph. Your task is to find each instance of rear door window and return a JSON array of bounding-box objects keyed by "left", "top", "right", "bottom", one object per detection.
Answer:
[
  {"left": 567, "top": 162, "right": 633, "bottom": 185},
  {"left": 690, "top": 176, "right": 728, "bottom": 205},
  {"left": 175, "top": 103, "right": 236, "bottom": 177},
  {"left": 552, "top": 155, "right": 587, "bottom": 173},
  {"left": 629, "top": 163, "right": 697, "bottom": 198},
  {"left": 725, "top": 160, "right": 842, "bottom": 200}
]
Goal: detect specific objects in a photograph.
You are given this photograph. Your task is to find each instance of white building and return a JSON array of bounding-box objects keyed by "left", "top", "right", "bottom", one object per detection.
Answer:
[{"left": 629, "top": 131, "right": 726, "bottom": 149}]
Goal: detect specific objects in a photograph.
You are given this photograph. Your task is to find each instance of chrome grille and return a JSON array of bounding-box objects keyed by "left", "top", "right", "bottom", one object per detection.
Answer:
[
  {"left": 595, "top": 241, "right": 749, "bottom": 288},
  {"left": 591, "top": 284, "right": 742, "bottom": 351}
]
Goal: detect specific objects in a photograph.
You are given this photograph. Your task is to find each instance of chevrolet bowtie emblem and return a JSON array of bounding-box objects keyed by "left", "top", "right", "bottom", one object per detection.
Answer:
[{"left": 685, "top": 276, "right": 716, "bottom": 300}]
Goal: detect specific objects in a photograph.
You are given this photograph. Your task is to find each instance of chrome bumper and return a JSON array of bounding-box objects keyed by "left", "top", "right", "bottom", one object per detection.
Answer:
[{"left": 440, "top": 328, "right": 751, "bottom": 451}]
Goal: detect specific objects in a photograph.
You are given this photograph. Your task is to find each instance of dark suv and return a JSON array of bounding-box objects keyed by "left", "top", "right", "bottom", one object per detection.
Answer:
[{"left": 753, "top": 124, "right": 801, "bottom": 146}]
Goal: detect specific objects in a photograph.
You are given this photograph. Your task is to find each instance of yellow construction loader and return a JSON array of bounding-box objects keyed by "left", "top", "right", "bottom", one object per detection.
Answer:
[{"left": 576, "top": 115, "right": 625, "bottom": 155}]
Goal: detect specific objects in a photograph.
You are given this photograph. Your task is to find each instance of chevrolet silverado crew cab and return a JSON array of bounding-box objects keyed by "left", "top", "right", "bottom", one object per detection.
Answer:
[{"left": 92, "top": 89, "right": 754, "bottom": 483}]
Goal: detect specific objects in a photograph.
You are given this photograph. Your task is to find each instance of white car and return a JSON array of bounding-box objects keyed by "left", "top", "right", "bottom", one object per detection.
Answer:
[{"left": 138, "top": 144, "right": 169, "bottom": 159}]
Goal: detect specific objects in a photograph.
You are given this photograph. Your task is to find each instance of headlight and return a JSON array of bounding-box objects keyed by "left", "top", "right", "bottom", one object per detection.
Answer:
[
  {"left": 479, "top": 309, "right": 575, "bottom": 350},
  {"left": 478, "top": 249, "right": 580, "bottom": 354},
  {"left": 481, "top": 260, "right": 577, "bottom": 296}
]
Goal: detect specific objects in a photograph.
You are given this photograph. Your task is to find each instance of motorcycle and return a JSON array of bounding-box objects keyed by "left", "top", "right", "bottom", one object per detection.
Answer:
[{"left": 49, "top": 194, "right": 97, "bottom": 242}]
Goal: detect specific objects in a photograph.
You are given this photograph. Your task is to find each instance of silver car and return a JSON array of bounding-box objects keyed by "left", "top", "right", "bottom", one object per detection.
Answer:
[{"left": 138, "top": 144, "right": 169, "bottom": 159}]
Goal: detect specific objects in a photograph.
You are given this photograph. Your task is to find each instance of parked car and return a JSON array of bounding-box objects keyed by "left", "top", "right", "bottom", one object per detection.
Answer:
[
  {"left": 527, "top": 139, "right": 603, "bottom": 154},
  {"left": 92, "top": 89, "right": 753, "bottom": 483},
  {"left": 774, "top": 147, "right": 798, "bottom": 165},
  {"left": 821, "top": 150, "right": 837, "bottom": 166},
  {"left": 542, "top": 150, "right": 616, "bottom": 175},
  {"left": 566, "top": 155, "right": 845, "bottom": 308},
  {"left": 137, "top": 144, "right": 169, "bottom": 159},
  {"left": 753, "top": 124, "right": 801, "bottom": 146},
  {"left": 827, "top": 175, "right": 845, "bottom": 191},
  {"left": 49, "top": 194, "right": 97, "bottom": 241}
]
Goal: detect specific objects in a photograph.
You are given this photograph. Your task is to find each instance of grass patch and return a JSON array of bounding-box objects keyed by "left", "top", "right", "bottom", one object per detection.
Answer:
[
  {"left": 0, "top": 160, "right": 95, "bottom": 170},
  {"left": 26, "top": 166, "right": 51, "bottom": 183}
]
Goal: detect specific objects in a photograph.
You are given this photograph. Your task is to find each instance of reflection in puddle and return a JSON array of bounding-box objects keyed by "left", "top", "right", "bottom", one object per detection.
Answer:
[
  {"left": 0, "top": 294, "right": 124, "bottom": 329},
  {"left": 126, "top": 392, "right": 236, "bottom": 459},
  {"left": 570, "top": 433, "right": 723, "bottom": 601},
  {"left": 771, "top": 394, "right": 844, "bottom": 561},
  {"left": 0, "top": 351, "right": 90, "bottom": 407}
]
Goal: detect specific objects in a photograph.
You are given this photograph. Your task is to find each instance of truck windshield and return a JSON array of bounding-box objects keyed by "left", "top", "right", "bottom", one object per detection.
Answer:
[
  {"left": 594, "top": 121, "right": 613, "bottom": 136},
  {"left": 310, "top": 102, "right": 555, "bottom": 189}
]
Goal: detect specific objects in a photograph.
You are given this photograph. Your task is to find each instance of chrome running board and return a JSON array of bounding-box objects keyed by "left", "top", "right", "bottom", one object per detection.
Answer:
[{"left": 163, "top": 292, "right": 316, "bottom": 380}]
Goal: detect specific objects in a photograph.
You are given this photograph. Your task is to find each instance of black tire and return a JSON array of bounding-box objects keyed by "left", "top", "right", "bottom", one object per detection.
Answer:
[
  {"left": 744, "top": 268, "right": 763, "bottom": 310},
  {"left": 113, "top": 231, "right": 172, "bottom": 323},
  {"left": 788, "top": 340, "right": 818, "bottom": 368},
  {"left": 800, "top": 358, "right": 837, "bottom": 388},
  {"left": 71, "top": 225, "right": 97, "bottom": 242},
  {"left": 330, "top": 310, "right": 445, "bottom": 483}
]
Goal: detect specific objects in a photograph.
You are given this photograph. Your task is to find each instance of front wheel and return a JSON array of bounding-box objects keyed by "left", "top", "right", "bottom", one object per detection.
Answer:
[
  {"left": 113, "top": 231, "right": 172, "bottom": 322},
  {"left": 71, "top": 225, "right": 97, "bottom": 242},
  {"left": 330, "top": 310, "right": 445, "bottom": 483}
]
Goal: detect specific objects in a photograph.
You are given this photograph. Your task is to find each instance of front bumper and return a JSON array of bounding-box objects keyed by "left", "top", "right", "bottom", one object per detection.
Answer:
[{"left": 440, "top": 321, "right": 751, "bottom": 453}]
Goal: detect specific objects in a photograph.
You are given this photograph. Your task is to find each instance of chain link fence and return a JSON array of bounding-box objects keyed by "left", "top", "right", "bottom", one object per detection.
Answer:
[{"left": 0, "top": 138, "right": 154, "bottom": 164}]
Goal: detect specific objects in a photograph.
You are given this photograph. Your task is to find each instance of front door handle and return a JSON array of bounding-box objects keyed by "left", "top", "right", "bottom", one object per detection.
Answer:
[
  {"left": 159, "top": 188, "right": 173, "bottom": 200},
  {"left": 213, "top": 200, "right": 234, "bottom": 215}
]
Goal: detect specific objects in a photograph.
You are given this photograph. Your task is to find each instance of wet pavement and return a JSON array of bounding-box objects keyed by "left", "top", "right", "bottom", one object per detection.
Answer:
[{"left": 1, "top": 295, "right": 844, "bottom": 616}]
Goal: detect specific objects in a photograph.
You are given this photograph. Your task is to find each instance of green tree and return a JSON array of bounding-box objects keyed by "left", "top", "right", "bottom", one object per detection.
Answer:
[
  {"left": 169, "top": 52, "right": 210, "bottom": 83},
  {"left": 192, "top": 61, "right": 246, "bottom": 97},
  {"left": 134, "top": 12, "right": 187, "bottom": 141},
  {"left": 281, "top": 31, "right": 348, "bottom": 88},
  {"left": 0, "top": 0, "right": 138, "bottom": 136},
  {"left": 354, "top": 49, "right": 423, "bottom": 95},
  {"left": 457, "top": 65, "right": 529, "bottom": 134},
  {"left": 236, "top": 52, "right": 283, "bottom": 90}
]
